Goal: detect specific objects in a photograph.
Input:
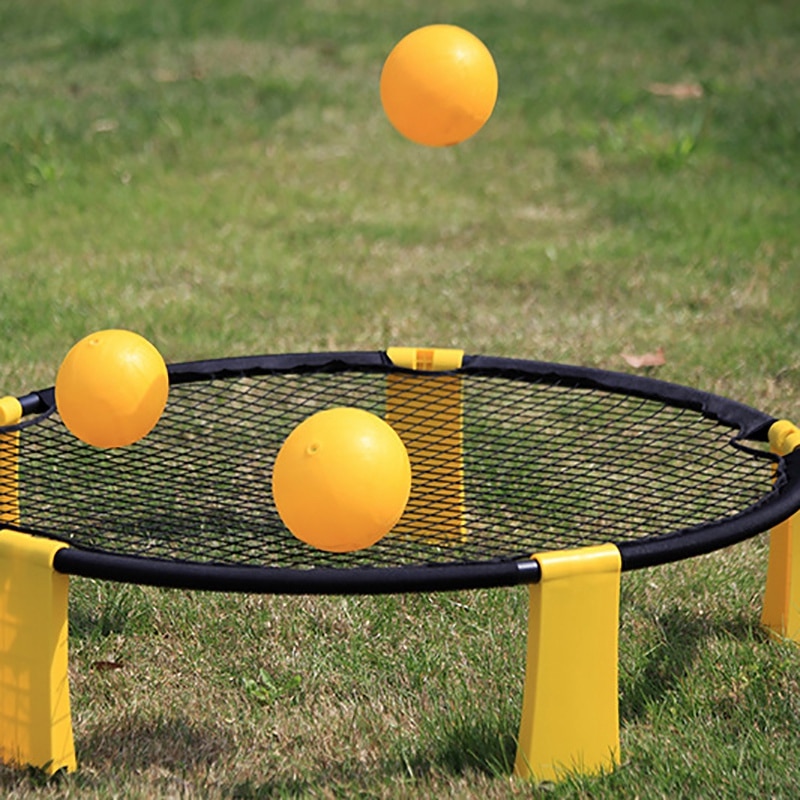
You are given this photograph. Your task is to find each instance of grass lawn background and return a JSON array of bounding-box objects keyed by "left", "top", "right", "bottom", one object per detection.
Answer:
[{"left": 0, "top": 0, "right": 799, "bottom": 796}]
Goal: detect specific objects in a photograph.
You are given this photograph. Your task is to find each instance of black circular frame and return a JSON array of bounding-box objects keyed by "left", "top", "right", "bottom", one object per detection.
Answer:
[{"left": 2, "top": 351, "right": 799, "bottom": 594}]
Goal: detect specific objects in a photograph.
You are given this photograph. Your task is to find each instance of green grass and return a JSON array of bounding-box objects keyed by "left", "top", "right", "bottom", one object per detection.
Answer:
[{"left": 1, "top": 0, "right": 800, "bottom": 796}]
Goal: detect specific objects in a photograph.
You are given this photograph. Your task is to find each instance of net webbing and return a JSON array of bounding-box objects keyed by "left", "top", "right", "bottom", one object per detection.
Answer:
[{"left": 0, "top": 366, "right": 778, "bottom": 572}]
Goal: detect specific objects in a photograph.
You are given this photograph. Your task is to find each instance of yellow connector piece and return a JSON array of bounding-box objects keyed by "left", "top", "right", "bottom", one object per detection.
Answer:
[
  {"left": 514, "top": 544, "right": 621, "bottom": 782},
  {"left": 769, "top": 419, "right": 800, "bottom": 457},
  {"left": 386, "top": 347, "right": 465, "bottom": 546},
  {"left": 0, "top": 397, "right": 22, "bottom": 428},
  {"left": 386, "top": 346, "right": 464, "bottom": 372}
]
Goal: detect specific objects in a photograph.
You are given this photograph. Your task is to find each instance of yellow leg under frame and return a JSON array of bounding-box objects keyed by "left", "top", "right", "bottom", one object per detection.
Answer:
[
  {"left": 0, "top": 397, "right": 75, "bottom": 773},
  {"left": 384, "top": 352, "right": 623, "bottom": 780},
  {"left": 761, "top": 420, "right": 800, "bottom": 642},
  {"left": 0, "top": 531, "right": 74, "bottom": 774},
  {"left": 386, "top": 347, "right": 466, "bottom": 545},
  {"left": 514, "top": 544, "right": 622, "bottom": 782}
]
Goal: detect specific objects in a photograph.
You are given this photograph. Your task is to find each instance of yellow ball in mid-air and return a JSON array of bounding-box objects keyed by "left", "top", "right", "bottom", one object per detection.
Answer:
[
  {"left": 380, "top": 23, "right": 498, "bottom": 147},
  {"left": 272, "top": 407, "right": 412, "bottom": 553},
  {"left": 55, "top": 329, "right": 169, "bottom": 449}
]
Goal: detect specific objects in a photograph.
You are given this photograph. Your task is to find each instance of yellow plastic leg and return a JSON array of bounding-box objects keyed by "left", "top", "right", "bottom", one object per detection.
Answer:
[
  {"left": 761, "top": 420, "right": 800, "bottom": 641},
  {"left": 0, "top": 531, "right": 74, "bottom": 774},
  {"left": 761, "top": 513, "right": 800, "bottom": 641},
  {"left": 386, "top": 347, "right": 466, "bottom": 545},
  {"left": 514, "top": 544, "right": 621, "bottom": 782}
]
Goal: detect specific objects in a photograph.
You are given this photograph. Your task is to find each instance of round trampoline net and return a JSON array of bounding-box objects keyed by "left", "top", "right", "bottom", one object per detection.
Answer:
[{"left": 0, "top": 360, "right": 781, "bottom": 571}]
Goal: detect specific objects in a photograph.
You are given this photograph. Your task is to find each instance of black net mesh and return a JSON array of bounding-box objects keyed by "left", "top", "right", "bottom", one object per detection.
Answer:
[{"left": 0, "top": 361, "right": 781, "bottom": 572}]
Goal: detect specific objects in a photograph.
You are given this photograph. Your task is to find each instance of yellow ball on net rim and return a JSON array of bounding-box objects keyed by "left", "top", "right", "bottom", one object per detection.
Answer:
[
  {"left": 272, "top": 407, "right": 412, "bottom": 553},
  {"left": 55, "top": 329, "right": 169, "bottom": 449},
  {"left": 380, "top": 23, "right": 499, "bottom": 147}
]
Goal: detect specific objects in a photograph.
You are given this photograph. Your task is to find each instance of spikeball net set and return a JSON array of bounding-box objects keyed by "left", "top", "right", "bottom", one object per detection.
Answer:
[
  {"left": 2, "top": 22, "right": 800, "bottom": 786},
  {"left": 2, "top": 350, "right": 800, "bottom": 592},
  {"left": 2, "top": 347, "right": 800, "bottom": 780}
]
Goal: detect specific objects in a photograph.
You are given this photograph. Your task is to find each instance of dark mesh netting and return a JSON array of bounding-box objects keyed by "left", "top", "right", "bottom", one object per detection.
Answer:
[{"left": 0, "top": 357, "right": 788, "bottom": 578}]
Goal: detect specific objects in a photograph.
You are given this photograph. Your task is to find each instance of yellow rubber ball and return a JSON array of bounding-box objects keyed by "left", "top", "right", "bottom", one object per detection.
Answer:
[
  {"left": 272, "top": 407, "right": 412, "bottom": 553},
  {"left": 55, "top": 329, "right": 169, "bottom": 449},
  {"left": 380, "top": 23, "right": 498, "bottom": 147}
]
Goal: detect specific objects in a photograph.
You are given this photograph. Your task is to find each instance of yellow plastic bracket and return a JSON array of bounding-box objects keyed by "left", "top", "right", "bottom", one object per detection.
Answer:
[
  {"left": 514, "top": 543, "right": 622, "bottom": 782},
  {"left": 0, "top": 397, "right": 22, "bottom": 428},
  {"left": 761, "top": 419, "right": 800, "bottom": 641},
  {"left": 385, "top": 347, "right": 464, "bottom": 372},
  {"left": 386, "top": 347, "right": 466, "bottom": 545},
  {"left": 0, "top": 399, "right": 74, "bottom": 772},
  {"left": 0, "top": 530, "right": 75, "bottom": 774}
]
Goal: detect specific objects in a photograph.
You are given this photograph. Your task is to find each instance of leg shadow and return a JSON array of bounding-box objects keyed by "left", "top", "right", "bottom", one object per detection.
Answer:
[
  {"left": 620, "top": 606, "right": 766, "bottom": 721},
  {"left": 78, "top": 713, "right": 235, "bottom": 772},
  {"left": 397, "top": 715, "right": 519, "bottom": 780}
]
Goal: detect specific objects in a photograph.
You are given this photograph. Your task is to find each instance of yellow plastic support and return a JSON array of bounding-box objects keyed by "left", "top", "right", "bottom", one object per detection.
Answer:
[
  {"left": 0, "top": 399, "right": 75, "bottom": 773},
  {"left": 0, "top": 531, "right": 75, "bottom": 773},
  {"left": 761, "top": 420, "right": 800, "bottom": 641},
  {"left": 514, "top": 544, "right": 622, "bottom": 782},
  {"left": 386, "top": 347, "right": 466, "bottom": 545}
]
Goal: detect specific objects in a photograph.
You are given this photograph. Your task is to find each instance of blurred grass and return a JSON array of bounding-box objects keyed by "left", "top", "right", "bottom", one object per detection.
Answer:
[{"left": 1, "top": 0, "right": 799, "bottom": 796}]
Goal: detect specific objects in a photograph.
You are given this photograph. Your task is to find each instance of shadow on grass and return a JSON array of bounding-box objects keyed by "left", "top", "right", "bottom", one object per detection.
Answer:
[
  {"left": 69, "top": 582, "right": 154, "bottom": 640},
  {"left": 402, "top": 717, "right": 518, "bottom": 779},
  {"left": 620, "top": 606, "right": 766, "bottom": 721},
  {"left": 226, "top": 718, "right": 518, "bottom": 798},
  {"left": 229, "top": 773, "right": 363, "bottom": 800},
  {"left": 78, "top": 714, "right": 235, "bottom": 772}
]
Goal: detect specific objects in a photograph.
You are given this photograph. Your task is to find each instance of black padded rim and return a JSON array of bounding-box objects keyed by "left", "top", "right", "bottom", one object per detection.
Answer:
[
  {"left": 7, "top": 350, "right": 800, "bottom": 593},
  {"left": 48, "top": 451, "right": 800, "bottom": 589},
  {"left": 52, "top": 549, "right": 541, "bottom": 594},
  {"left": 13, "top": 350, "right": 775, "bottom": 440},
  {"left": 173, "top": 351, "right": 775, "bottom": 443}
]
